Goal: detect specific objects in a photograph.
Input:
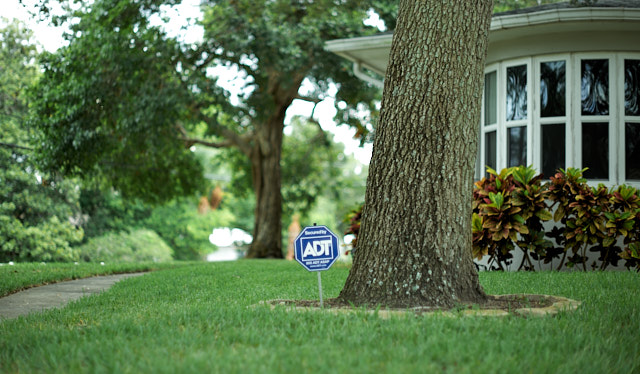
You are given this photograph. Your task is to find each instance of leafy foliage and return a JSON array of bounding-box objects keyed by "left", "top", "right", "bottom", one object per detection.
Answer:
[
  {"left": 142, "top": 199, "right": 236, "bottom": 260},
  {"left": 29, "top": 0, "right": 205, "bottom": 203},
  {"left": 75, "top": 228, "right": 174, "bottom": 263},
  {"left": 214, "top": 117, "right": 367, "bottom": 233},
  {"left": 343, "top": 204, "right": 362, "bottom": 254},
  {"left": 473, "top": 167, "right": 640, "bottom": 271},
  {"left": 75, "top": 187, "right": 239, "bottom": 261},
  {"left": 280, "top": 118, "right": 345, "bottom": 220},
  {"left": 77, "top": 188, "right": 152, "bottom": 240},
  {"left": 493, "top": 0, "right": 564, "bottom": 13},
  {"left": 0, "top": 18, "right": 84, "bottom": 262},
  {"left": 27, "top": 0, "right": 384, "bottom": 257},
  {"left": 611, "top": 185, "right": 640, "bottom": 269},
  {"left": 472, "top": 166, "right": 552, "bottom": 270},
  {"left": 547, "top": 168, "right": 609, "bottom": 269},
  {"left": 348, "top": 166, "right": 640, "bottom": 271}
]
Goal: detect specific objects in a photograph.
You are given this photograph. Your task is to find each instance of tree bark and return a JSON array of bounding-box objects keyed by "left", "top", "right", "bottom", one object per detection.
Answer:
[
  {"left": 245, "top": 117, "right": 285, "bottom": 258},
  {"left": 244, "top": 71, "right": 306, "bottom": 258},
  {"left": 339, "top": 0, "right": 493, "bottom": 308}
]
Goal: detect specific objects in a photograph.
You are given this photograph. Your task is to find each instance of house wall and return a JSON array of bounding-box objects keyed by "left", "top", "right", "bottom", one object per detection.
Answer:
[{"left": 487, "top": 29, "right": 640, "bottom": 65}]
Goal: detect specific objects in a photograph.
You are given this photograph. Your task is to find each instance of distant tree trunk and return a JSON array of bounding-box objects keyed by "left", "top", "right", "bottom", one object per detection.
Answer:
[
  {"left": 245, "top": 72, "right": 304, "bottom": 259},
  {"left": 246, "top": 118, "right": 285, "bottom": 258},
  {"left": 339, "top": 0, "right": 493, "bottom": 308}
]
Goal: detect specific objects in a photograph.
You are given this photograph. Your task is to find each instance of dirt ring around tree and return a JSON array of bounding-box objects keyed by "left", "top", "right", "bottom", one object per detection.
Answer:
[{"left": 256, "top": 294, "right": 581, "bottom": 318}]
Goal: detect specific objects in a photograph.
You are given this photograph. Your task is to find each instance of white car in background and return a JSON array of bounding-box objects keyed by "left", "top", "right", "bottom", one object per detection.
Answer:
[{"left": 207, "top": 228, "right": 252, "bottom": 262}]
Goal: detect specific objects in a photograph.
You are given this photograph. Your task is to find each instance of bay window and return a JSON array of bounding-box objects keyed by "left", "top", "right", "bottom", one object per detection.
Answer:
[
  {"left": 479, "top": 53, "right": 640, "bottom": 187},
  {"left": 624, "top": 59, "right": 640, "bottom": 181}
]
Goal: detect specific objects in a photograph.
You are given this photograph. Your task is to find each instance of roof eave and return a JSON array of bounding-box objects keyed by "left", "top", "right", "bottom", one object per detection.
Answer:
[{"left": 491, "top": 7, "right": 640, "bottom": 30}]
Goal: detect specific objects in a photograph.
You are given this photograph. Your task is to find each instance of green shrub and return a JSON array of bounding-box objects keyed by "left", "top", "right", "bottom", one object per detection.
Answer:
[
  {"left": 142, "top": 199, "right": 236, "bottom": 260},
  {"left": 76, "top": 229, "right": 173, "bottom": 263},
  {"left": 78, "top": 188, "right": 152, "bottom": 240},
  {"left": 0, "top": 214, "right": 83, "bottom": 262}
]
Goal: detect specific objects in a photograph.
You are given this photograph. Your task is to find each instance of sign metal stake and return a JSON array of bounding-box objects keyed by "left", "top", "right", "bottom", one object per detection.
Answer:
[
  {"left": 317, "top": 271, "right": 324, "bottom": 308},
  {"left": 313, "top": 223, "right": 324, "bottom": 308}
]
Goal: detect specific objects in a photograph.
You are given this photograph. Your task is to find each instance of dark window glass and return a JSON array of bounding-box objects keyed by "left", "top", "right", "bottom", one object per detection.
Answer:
[
  {"left": 485, "top": 131, "right": 496, "bottom": 175},
  {"left": 540, "top": 61, "right": 566, "bottom": 117},
  {"left": 625, "top": 60, "right": 640, "bottom": 116},
  {"left": 581, "top": 59, "right": 609, "bottom": 115},
  {"left": 507, "top": 126, "right": 527, "bottom": 167},
  {"left": 582, "top": 122, "right": 609, "bottom": 179},
  {"left": 506, "top": 65, "right": 527, "bottom": 121},
  {"left": 626, "top": 122, "right": 640, "bottom": 180},
  {"left": 541, "top": 124, "right": 565, "bottom": 177},
  {"left": 484, "top": 71, "right": 497, "bottom": 125}
]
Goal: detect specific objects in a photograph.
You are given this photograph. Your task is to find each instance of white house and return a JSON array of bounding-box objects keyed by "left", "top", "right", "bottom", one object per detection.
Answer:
[{"left": 326, "top": 1, "right": 640, "bottom": 187}]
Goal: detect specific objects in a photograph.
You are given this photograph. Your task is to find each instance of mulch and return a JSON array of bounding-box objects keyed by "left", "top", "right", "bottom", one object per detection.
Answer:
[{"left": 263, "top": 294, "right": 557, "bottom": 314}]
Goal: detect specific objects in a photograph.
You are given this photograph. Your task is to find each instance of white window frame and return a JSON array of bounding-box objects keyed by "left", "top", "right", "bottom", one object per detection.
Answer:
[
  {"left": 480, "top": 64, "right": 499, "bottom": 176},
  {"left": 478, "top": 52, "right": 640, "bottom": 186},
  {"left": 533, "top": 54, "right": 572, "bottom": 178},
  {"left": 574, "top": 53, "right": 616, "bottom": 185},
  {"left": 503, "top": 58, "right": 533, "bottom": 169},
  {"left": 619, "top": 54, "right": 640, "bottom": 188}
]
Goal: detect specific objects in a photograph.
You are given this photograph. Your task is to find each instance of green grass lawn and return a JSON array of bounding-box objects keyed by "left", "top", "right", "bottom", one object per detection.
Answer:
[
  {"left": 0, "top": 261, "right": 192, "bottom": 297},
  {"left": 1, "top": 260, "right": 639, "bottom": 373}
]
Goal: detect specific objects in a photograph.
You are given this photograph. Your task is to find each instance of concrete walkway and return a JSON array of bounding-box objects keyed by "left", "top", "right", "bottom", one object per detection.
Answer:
[{"left": 0, "top": 273, "right": 147, "bottom": 320}]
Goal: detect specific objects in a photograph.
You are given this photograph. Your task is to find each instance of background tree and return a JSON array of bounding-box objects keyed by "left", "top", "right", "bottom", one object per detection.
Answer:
[
  {"left": 338, "top": 0, "right": 493, "bottom": 308},
  {"left": 221, "top": 116, "right": 368, "bottom": 239},
  {"left": 493, "top": 0, "right": 563, "bottom": 13},
  {"left": 30, "top": 0, "right": 205, "bottom": 204},
  {"left": 28, "top": 0, "right": 382, "bottom": 258},
  {"left": 0, "top": 18, "right": 83, "bottom": 262},
  {"left": 371, "top": 0, "right": 568, "bottom": 27}
]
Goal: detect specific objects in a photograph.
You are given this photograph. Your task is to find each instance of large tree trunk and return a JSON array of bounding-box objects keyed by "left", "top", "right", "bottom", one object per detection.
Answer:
[
  {"left": 339, "top": 0, "right": 493, "bottom": 308},
  {"left": 246, "top": 117, "right": 285, "bottom": 259}
]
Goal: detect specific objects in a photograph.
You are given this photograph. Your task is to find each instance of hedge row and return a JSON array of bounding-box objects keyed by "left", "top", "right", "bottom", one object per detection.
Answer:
[{"left": 75, "top": 229, "right": 174, "bottom": 263}]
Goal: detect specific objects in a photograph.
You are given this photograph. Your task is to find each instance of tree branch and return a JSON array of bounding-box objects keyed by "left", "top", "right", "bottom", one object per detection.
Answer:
[
  {"left": 294, "top": 94, "right": 322, "bottom": 104},
  {"left": 0, "top": 142, "right": 32, "bottom": 151},
  {"left": 217, "top": 126, "right": 253, "bottom": 156},
  {"left": 180, "top": 136, "right": 234, "bottom": 149},
  {"left": 175, "top": 122, "right": 253, "bottom": 156}
]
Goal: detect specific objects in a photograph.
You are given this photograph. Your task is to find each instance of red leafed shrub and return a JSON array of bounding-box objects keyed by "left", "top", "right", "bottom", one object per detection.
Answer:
[
  {"left": 346, "top": 167, "right": 640, "bottom": 271},
  {"left": 343, "top": 205, "right": 362, "bottom": 255},
  {"left": 473, "top": 166, "right": 552, "bottom": 271}
]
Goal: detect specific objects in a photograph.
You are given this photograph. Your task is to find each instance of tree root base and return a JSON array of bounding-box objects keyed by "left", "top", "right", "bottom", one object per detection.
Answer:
[{"left": 254, "top": 294, "right": 581, "bottom": 318}]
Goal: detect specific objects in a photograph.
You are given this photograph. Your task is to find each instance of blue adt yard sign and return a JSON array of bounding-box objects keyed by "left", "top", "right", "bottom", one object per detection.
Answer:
[{"left": 294, "top": 225, "right": 339, "bottom": 272}]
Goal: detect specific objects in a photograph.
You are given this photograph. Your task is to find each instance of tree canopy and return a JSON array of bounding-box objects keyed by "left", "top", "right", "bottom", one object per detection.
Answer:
[
  {"left": 27, "top": 0, "right": 383, "bottom": 257},
  {"left": 30, "top": 0, "right": 206, "bottom": 203}
]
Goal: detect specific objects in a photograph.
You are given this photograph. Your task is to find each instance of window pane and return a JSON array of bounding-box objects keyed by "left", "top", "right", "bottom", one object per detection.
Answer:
[
  {"left": 540, "top": 61, "right": 566, "bottom": 117},
  {"left": 485, "top": 131, "right": 496, "bottom": 174},
  {"left": 507, "top": 126, "right": 527, "bottom": 167},
  {"left": 581, "top": 59, "right": 609, "bottom": 115},
  {"left": 541, "top": 123, "right": 565, "bottom": 177},
  {"left": 582, "top": 122, "right": 609, "bottom": 179},
  {"left": 625, "top": 59, "right": 640, "bottom": 116},
  {"left": 506, "top": 65, "right": 527, "bottom": 121},
  {"left": 626, "top": 122, "right": 640, "bottom": 180},
  {"left": 484, "top": 71, "right": 497, "bottom": 125}
]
